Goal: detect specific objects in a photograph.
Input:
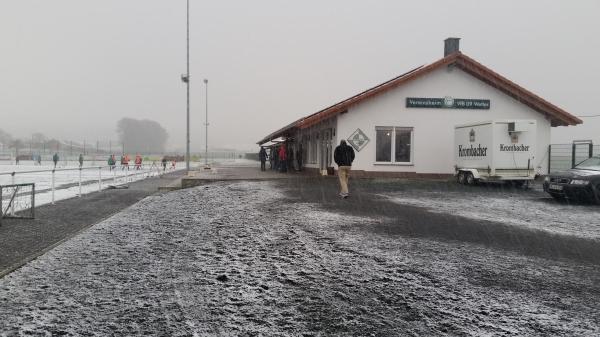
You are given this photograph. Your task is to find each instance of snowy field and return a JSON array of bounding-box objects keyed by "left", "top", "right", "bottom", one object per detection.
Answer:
[
  {"left": 0, "top": 158, "right": 258, "bottom": 211},
  {"left": 0, "top": 160, "right": 200, "bottom": 210},
  {"left": 0, "top": 180, "right": 598, "bottom": 336},
  {"left": 382, "top": 188, "right": 600, "bottom": 240}
]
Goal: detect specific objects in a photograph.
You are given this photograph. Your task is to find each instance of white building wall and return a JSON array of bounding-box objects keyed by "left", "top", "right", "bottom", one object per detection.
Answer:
[{"left": 336, "top": 66, "right": 552, "bottom": 174}]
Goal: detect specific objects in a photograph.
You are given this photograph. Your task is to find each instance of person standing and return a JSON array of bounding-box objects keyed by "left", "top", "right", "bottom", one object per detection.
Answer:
[
  {"left": 134, "top": 154, "right": 142, "bottom": 170},
  {"left": 278, "top": 144, "right": 287, "bottom": 173},
  {"left": 78, "top": 154, "right": 84, "bottom": 168},
  {"left": 124, "top": 154, "right": 130, "bottom": 170},
  {"left": 52, "top": 153, "right": 59, "bottom": 168},
  {"left": 161, "top": 157, "right": 168, "bottom": 171},
  {"left": 296, "top": 143, "right": 303, "bottom": 171},
  {"left": 259, "top": 147, "right": 267, "bottom": 172},
  {"left": 269, "top": 147, "right": 277, "bottom": 170},
  {"left": 108, "top": 154, "right": 116, "bottom": 171},
  {"left": 334, "top": 140, "right": 355, "bottom": 198}
]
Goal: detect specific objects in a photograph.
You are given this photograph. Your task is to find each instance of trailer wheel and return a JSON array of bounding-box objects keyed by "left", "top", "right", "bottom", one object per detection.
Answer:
[
  {"left": 465, "top": 172, "right": 476, "bottom": 185},
  {"left": 457, "top": 172, "right": 466, "bottom": 184}
]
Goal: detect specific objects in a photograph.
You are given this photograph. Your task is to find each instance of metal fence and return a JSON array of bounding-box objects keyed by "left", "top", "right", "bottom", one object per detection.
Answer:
[
  {"left": 0, "top": 183, "right": 35, "bottom": 222},
  {"left": 548, "top": 143, "right": 599, "bottom": 173},
  {"left": 0, "top": 164, "right": 171, "bottom": 211}
]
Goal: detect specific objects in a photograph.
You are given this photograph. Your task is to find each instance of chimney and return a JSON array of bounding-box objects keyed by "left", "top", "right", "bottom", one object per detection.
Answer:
[{"left": 444, "top": 37, "right": 460, "bottom": 56}]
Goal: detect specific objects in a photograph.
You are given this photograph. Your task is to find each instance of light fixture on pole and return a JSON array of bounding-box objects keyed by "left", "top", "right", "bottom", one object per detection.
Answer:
[
  {"left": 204, "top": 78, "right": 210, "bottom": 169},
  {"left": 181, "top": 0, "right": 191, "bottom": 172}
]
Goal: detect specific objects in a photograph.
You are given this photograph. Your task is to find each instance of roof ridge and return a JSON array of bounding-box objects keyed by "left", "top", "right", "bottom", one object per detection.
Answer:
[{"left": 257, "top": 51, "right": 580, "bottom": 144}]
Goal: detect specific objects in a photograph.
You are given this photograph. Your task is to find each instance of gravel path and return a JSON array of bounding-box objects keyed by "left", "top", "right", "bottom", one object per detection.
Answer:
[{"left": 0, "top": 180, "right": 599, "bottom": 336}]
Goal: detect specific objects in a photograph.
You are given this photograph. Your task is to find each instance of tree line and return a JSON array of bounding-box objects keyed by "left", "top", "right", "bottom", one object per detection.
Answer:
[{"left": 0, "top": 118, "right": 169, "bottom": 155}]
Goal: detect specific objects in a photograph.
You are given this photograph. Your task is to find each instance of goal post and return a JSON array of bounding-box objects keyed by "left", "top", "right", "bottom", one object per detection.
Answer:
[{"left": 0, "top": 183, "right": 35, "bottom": 223}]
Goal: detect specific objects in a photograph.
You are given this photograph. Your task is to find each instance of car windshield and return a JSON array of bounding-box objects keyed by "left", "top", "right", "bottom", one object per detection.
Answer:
[{"left": 575, "top": 157, "right": 600, "bottom": 171}]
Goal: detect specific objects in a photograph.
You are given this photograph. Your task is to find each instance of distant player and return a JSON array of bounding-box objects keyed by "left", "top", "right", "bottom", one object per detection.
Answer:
[{"left": 52, "top": 153, "right": 59, "bottom": 168}]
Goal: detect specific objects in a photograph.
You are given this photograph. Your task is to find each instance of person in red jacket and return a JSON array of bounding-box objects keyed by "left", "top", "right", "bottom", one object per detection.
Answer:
[
  {"left": 134, "top": 154, "right": 143, "bottom": 170},
  {"left": 278, "top": 144, "right": 287, "bottom": 173}
]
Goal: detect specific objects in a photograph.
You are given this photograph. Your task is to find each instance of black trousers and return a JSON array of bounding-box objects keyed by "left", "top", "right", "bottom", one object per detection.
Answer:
[{"left": 260, "top": 161, "right": 266, "bottom": 171}]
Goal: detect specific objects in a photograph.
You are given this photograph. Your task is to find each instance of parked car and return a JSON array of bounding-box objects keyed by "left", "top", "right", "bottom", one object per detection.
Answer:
[{"left": 543, "top": 156, "right": 600, "bottom": 203}]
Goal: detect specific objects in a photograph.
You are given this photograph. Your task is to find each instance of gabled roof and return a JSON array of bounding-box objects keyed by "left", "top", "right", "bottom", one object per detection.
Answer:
[{"left": 258, "top": 52, "right": 581, "bottom": 145}]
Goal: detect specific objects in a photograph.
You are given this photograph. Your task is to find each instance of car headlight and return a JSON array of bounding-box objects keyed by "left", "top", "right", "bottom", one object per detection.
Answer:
[{"left": 570, "top": 179, "right": 589, "bottom": 185}]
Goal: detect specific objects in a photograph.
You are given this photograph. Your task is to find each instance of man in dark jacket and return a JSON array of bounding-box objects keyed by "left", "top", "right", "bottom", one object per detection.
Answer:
[
  {"left": 52, "top": 153, "right": 59, "bottom": 168},
  {"left": 333, "top": 140, "right": 355, "bottom": 198},
  {"left": 259, "top": 147, "right": 267, "bottom": 171}
]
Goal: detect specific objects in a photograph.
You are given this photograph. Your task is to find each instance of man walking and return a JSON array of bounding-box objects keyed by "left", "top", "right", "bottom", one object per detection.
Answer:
[{"left": 334, "top": 140, "right": 355, "bottom": 198}]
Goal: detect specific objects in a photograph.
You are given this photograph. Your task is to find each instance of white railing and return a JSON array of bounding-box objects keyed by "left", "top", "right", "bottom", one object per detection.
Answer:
[{"left": 0, "top": 164, "right": 177, "bottom": 206}]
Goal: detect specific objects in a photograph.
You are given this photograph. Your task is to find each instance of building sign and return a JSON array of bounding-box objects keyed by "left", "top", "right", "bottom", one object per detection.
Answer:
[
  {"left": 406, "top": 96, "right": 490, "bottom": 109},
  {"left": 347, "top": 128, "right": 369, "bottom": 152}
]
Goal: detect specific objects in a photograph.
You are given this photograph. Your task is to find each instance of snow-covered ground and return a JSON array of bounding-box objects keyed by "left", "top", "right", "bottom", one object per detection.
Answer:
[
  {"left": 382, "top": 189, "right": 600, "bottom": 240},
  {"left": 0, "top": 181, "right": 598, "bottom": 336}
]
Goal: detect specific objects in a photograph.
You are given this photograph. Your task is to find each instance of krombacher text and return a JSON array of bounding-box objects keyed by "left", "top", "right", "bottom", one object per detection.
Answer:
[
  {"left": 499, "top": 144, "right": 530, "bottom": 152},
  {"left": 458, "top": 144, "right": 488, "bottom": 157}
]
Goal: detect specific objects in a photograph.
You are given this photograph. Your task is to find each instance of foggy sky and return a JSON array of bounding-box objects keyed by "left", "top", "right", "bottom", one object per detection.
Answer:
[{"left": 1, "top": 0, "right": 599, "bottom": 152}]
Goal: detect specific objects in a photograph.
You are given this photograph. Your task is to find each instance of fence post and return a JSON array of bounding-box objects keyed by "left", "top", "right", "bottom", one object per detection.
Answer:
[
  {"left": 10, "top": 172, "right": 15, "bottom": 214},
  {"left": 126, "top": 165, "right": 129, "bottom": 183},
  {"left": 31, "top": 183, "right": 35, "bottom": 218},
  {"left": 51, "top": 169, "right": 55, "bottom": 205},
  {"left": 98, "top": 167, "right": 102, "bottom": 191},
  {"left": 590, "top": 143, "right": 594, "bottom": 159},
  {"left": 547, "top": 145, "right": 551, "bottom": 174},
  {"left": 571, "top": 143, "right": 576, "bottom": 168},
  {"left": 113, "top": 167, "right": 116, "bottom": 184},
  {"left": 78, "top": 168, "right": 82, "bottom": 197}
]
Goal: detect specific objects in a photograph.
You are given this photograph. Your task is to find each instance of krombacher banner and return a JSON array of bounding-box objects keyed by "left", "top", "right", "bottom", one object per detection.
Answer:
[{"left": 406, "top": 96, "right": 490, "bottom": 109}]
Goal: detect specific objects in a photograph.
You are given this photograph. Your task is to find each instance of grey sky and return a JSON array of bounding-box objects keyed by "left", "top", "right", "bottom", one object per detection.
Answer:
[{"left": 1, "top": 0, "right": 599, "bottom": 151}]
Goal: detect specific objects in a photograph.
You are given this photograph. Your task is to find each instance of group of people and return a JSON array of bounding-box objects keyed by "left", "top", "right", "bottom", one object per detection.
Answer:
[
  {"left": 107, "top": 154, "right": 144, "bottom": 171},
  {"left": 258, "top": 140, "right": 355, "bottom": 199},
  {"left": 258, "top": 143, "right": 303, "bottom": 173}
]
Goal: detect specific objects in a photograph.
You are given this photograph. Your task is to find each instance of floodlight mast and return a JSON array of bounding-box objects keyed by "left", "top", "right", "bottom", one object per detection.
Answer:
[
  {"left": 204, "top": 79, "right": 209, "bottom": 168},
  {"left": 185, "top": 0, "right": 190, "bottom": 172}
]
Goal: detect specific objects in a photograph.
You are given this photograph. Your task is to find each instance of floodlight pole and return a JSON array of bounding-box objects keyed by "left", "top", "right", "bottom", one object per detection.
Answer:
[
  {"left": 185, "top": 0, "right": 190, "bottom": 172},
  {"left": 204, "top": 78, "right": 209, "bottom": 168}
]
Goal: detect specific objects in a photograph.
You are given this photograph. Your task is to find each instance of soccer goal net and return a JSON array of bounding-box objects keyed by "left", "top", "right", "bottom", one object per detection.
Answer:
[{"left": 0, "top": 183, "right": 35, "bottom": 222}]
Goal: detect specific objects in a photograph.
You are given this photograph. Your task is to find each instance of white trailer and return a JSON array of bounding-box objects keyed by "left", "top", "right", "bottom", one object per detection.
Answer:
[{"left": 454, "top": 120, "right": 537, "bottom": 185}]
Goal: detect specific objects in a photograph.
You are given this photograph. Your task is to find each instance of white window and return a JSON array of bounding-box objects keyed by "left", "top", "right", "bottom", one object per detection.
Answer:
[{"left": 375, "top": 126, "right": 413, "bottom": 164}]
